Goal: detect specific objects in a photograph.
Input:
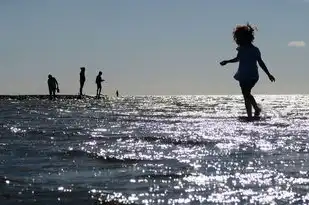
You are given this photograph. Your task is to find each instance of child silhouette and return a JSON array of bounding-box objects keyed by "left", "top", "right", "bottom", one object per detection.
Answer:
[{"left": 220, "top": 23, "right": 275, "bottom": 120}]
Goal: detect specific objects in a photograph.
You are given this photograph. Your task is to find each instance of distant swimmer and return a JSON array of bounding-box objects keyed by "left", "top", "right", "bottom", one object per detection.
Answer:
[
  {"left": 220, "top": 23, "right": 275, "bottom": 120},
  {"left": 47, "top": 74, "right": 59, "bottom": 100},
  {"left": 116, "top": 90, "right": 119, "bottom": 97},
  {"left": 79, "top": 67, "right": 86, "bottom": 96},
  {"left": 95, "top": 71, "right": 105, "bottom": 98}
]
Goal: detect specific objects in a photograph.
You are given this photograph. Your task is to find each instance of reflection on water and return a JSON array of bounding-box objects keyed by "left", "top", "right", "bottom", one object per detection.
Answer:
[{"left": 1, "top": 95, "right": 309, "bottom": 204}]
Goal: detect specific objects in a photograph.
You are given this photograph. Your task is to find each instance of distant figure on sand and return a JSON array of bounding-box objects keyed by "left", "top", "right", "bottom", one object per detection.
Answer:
[
  {"left": 79, "top": 67, "right": 86, "bottom": 96},
  {"left": 220, "top": 23, "right": 275, "bottom": 120},
  {"left": 96, "top": 71, "right": 105, "bottom": 98},
  {"left": 47, "top": 74, "right": 59, "bottom": 100},
  {"left": 116, "top": 90, "right": 119, "bottom": 97}
]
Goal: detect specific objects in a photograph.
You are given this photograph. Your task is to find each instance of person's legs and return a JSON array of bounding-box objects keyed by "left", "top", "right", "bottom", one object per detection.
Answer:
[
  {"left": 98, "top": 86, "right": 102, "bottom": 97},
  {"left": 49, "top": 88, "right": 53, "bottom": 100},
  {"left": 52, "top": 89, "right": 56, "bottom": 100},
  {"left": 247, "top": 80, "right": 260, "bottom": 116},
  {"left": 80, "top": 81, "right": 85, "bottom": 95},
  {"left": 249, "top": 95, "right": 261, "bottom": 116},
  {"left": 240, "top": 80, "right": 260, "bottom": 118},
  {"left": 241, "top": 86, "right": 253, "bottom": 118}
]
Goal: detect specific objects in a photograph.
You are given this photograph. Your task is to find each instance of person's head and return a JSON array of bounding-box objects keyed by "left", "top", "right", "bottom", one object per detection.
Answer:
[
  {"left": 48, "top": 74, "right": 52, "bottom": 79},
  {"left": 99, "top": 71, "right": 102, "bottom": 76},
  {"left": 80, "top": 67, "right": 85, "bottom": 71},
  {"left": 233, "top": 23, "right": 256, "bottom": 46}
]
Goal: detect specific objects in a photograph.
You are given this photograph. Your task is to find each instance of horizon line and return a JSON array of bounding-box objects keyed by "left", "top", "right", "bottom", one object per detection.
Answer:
[{"left": 1, "top": 94, "right": 309, "bottom": 97}]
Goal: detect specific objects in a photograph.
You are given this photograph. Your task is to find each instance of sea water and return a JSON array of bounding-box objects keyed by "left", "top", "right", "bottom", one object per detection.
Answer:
[{"left": 1, "top": 95, "right": 309, "bottom": 204}]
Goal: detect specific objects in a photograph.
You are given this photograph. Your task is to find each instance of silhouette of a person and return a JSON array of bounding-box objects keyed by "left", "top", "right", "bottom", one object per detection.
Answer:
[
  {"left": 47, "top": 74, "right": 59, "bottom": 100},
  {"left": 220, "top": 23, "right": 275, "bottom": 120},
  {"left": 116, "top": 90, "right": 119, "bottom": 97},
  {"left": 96, "top": 71, "right": 105, "bottom": 98},
  {"left": 80, "top": 67, "right": 86, "bottom": 96}
]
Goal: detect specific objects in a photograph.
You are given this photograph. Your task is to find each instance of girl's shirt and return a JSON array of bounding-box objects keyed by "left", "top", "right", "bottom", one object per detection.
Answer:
[{"left": 234, "top": 44, "right": 261, "bottom": 82}]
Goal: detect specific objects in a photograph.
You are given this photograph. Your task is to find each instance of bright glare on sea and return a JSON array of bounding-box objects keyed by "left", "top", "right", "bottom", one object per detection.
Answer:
[{"left": 1, "top": 95, "right": 309, "bottom": 205}]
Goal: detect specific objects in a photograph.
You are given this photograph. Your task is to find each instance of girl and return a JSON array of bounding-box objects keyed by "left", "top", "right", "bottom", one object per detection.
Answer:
[{"left": 220, "top": 23, "right": 275, "bottom": 120}]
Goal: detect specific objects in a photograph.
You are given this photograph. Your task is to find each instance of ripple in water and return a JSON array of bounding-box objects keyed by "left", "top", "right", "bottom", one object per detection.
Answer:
[{"left": 1, "top": 95, "right": 309, "bottom": 204}]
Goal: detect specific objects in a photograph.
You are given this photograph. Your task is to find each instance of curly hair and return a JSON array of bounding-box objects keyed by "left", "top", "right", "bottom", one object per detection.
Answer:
[{"left": 233, "top": 23, "right": 257, "bottom": 46}]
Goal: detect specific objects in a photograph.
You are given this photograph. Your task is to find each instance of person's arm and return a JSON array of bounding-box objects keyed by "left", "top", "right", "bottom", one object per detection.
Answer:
[
  {"left": 220, "top": 56, "right": 239, "bottom": 66},
  {"left": 220, "top": 51, "right": 239, "bottom": 66},
  {"left": 257, "top": 55, "right": 275, "bottom": 82},
  {"left": 226, "top": 56, "right": 239, "bottom": 63},
  {"left": 55, "top": 79, "right": 59, "bottom": 88}
]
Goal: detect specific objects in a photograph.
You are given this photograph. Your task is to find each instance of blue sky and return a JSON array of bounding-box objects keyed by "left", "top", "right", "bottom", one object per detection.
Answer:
[{"left": 0, "top": 0, "right": 308, "bottom": 95}]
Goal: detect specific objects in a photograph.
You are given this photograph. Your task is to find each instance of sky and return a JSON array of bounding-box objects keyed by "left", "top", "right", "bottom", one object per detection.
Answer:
[{"left": 0, "top": 0, "right": 308, "bottom": 95}]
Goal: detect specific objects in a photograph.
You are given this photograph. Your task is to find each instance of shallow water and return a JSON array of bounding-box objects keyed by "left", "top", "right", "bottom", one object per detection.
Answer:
[{"left": 1, "top": 95, "right": 309, "bottom": 204}]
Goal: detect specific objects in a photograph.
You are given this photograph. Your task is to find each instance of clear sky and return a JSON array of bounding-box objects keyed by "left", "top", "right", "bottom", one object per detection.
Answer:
[{"left": 0, "top": 0, "right": 308, "bottom": 95}]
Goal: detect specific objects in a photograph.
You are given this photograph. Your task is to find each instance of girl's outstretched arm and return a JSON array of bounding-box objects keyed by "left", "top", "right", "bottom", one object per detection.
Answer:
[
  {"left": 226, "top": 56, "right": 239, "bottom": 63},
  {"left": 257, "top": 57, "right": 275, "bottom": 82},
  {"left": 220, "top": 56, "right": 239, "bottom": 66}
]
